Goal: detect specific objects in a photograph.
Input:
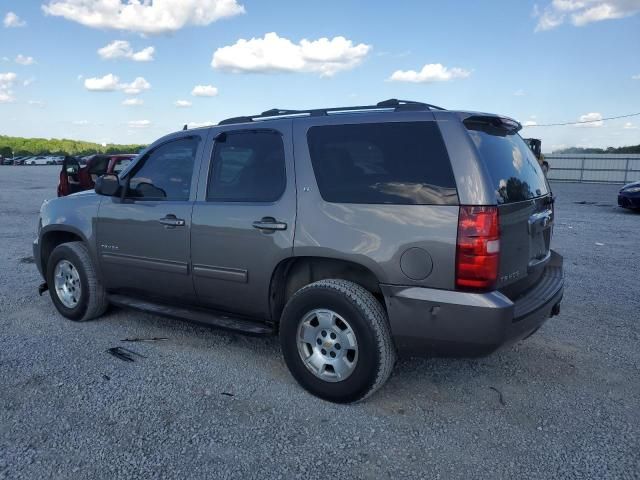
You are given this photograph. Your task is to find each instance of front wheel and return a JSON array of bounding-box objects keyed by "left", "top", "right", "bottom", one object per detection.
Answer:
[
  {"left": 46, "top": 241, "right": 108, "bottom": 322},
  {"left": 279, "top": 279, "right": 396, "bottom": 403}
]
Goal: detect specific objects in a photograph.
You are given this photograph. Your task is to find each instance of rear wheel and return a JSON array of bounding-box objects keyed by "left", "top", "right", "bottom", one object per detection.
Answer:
[
  {"left": 46, "top": 241, "right": 108, "bottom": 322},
  {"left": 280, "top": 279, "right": 396, "bottom": 403}
]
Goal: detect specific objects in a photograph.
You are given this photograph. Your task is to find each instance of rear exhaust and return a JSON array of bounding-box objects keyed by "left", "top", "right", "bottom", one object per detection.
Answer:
[
  {"left": 38, "top": 282, "right": 48, "bottom": 296},
  {"left": 551, "top": 303, "right": 561, "bottom": 317}
]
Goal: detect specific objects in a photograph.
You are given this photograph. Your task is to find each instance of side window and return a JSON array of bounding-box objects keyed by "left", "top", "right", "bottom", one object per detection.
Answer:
[
  {"left": 307, "top": 122, "right": 458, "bottom": 205},
  {"left": 207, "top": 130, "right": 286, "bottom": 202},
  {"left": 112, "top": 157, "right": 133, "bottom": 174},
  {"left": 128, "top": 137, "right": 200, "bottom": 201}
]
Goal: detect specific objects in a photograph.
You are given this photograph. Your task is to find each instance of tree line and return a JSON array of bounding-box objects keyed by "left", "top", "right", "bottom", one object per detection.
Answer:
[
  {"left": 0, "top": 135, "right": 146, "bottom": 158},
  {"left": 554, "top": 144, "right": 640, "bottom": 154}
]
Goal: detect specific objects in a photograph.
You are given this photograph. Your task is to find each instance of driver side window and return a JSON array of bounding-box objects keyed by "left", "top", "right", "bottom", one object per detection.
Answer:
[{"left": 128, "top": 137, "right": 200, "bottom": 201}]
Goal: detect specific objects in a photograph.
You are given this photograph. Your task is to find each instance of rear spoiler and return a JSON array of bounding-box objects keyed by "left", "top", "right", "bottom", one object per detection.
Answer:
[{"left": 463, "top": 115, "right": 522, "bottom": 133}]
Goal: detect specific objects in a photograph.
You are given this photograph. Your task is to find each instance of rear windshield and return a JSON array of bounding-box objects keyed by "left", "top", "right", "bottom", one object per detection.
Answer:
[
  {"left": 307, "top": 122, "right": 458, "bottom": 205},
  {"left": 466, "top": 122, "right": 549, "bottom": 204}
]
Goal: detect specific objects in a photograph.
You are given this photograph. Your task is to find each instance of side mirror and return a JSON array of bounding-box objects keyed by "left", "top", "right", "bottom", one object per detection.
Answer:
[{"left": 95, "top": 174, "right": 121, "bottom": 196}]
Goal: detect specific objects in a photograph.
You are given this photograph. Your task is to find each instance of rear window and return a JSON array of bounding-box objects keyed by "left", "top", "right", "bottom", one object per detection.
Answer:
[
  {"left": 307, "top": 122, "right": 458, "bottom": 205},
  {"left": 466, "top": 122, "right": 549, "bottom": 204}
]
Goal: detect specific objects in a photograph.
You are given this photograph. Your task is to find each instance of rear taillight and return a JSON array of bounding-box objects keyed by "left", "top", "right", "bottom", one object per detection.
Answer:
[{"left": 455, "top": 206, "right": 500, "bottom": 291}]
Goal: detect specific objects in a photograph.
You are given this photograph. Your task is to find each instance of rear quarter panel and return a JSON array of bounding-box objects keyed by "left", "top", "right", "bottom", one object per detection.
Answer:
[{"left": 292, "top": 113, "right": 459, "bottom": 289}]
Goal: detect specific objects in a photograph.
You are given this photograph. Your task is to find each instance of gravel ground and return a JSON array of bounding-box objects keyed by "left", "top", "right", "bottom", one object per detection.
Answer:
[{"left": 1, "top": 166, "right": 638, "bottom": 479}]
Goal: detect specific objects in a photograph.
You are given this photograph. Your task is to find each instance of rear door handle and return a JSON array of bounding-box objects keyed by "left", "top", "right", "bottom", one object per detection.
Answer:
[
  {"left": 159, "top": 215, "right": 185, "bottom": 227},
  {"left": 252, "top": 217, "right": 287, "bottom": 231}
]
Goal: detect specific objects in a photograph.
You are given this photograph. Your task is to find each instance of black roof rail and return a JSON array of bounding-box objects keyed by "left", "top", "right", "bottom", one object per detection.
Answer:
[
  {"left": 217, "top": 99, "right": 446, "bottom": 125},
  {"left": 376, "top": 98, "right": 446, "bottom": 111}
]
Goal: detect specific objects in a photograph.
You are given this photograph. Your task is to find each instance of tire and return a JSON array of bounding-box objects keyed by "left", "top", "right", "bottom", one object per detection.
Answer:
[
  {"left": 279, "top": 279, "right": 396, "bottom": 403},
  {"left": 46, "top": 241, "right": 108, "bottom": 322}
]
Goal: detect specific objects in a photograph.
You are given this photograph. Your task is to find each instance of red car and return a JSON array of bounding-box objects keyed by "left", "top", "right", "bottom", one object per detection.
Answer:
[{"left": 58, "top": 154, "right": 137, "bottom": 197}]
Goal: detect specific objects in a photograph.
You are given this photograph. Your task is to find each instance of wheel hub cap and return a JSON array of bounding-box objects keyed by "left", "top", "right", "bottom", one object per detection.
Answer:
[
  {"left": 54, "top": 259, "right": 81, "bottom": 308},
  {"left": 296, "top": 309, "right": 358, "bottom": 382}
]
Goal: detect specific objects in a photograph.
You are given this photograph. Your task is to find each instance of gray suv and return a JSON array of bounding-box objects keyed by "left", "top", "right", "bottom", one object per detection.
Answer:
[{"left": 34, "top": 99, "right": 564, "bottom": 403}]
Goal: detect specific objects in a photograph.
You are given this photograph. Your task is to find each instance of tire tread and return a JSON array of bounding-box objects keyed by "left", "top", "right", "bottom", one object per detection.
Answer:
[
  {"left": 287, "top": 279, "right": 396, "bottom": 402},
  {"left": 51, "top": 241, "right": 108, "bottom": 321}
]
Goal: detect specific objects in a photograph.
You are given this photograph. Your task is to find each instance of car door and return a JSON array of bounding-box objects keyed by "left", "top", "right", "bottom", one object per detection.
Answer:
[
  {"left": 97, "top": 134, "right": 205, "bottom": 302},
  {"left": 58, "top": 156, "right": 82, "bottom": 196},
  {"left": 191, "top": 123, "right": 296, "bottom": 319}
]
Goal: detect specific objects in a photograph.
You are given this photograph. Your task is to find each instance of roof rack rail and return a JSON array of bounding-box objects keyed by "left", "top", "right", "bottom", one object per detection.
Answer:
[{"left": 217, "top": 99, "right": 446, "bottom": 125}]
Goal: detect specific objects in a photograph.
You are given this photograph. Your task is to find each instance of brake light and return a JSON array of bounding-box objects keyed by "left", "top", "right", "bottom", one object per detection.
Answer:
[{"left": 455, "top": 206, "right": 500, "bottom": 291}]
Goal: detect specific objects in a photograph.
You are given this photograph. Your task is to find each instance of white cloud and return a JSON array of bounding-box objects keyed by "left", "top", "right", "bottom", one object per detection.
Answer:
[
  {"left": 72, "top": 120, "right": 89, "bottom": 125},
  {"left": 0, "top": 72, "right": 17, "bottom": 103},
  {"left": 122, "top": 97, "right": 143, "bottom": 106},
  {"left": 212, "top": 32, "right": 372, "bottom": 77},
  {"left": 514, "top": 89, "right": 526, "bottom": 96},
  {"left": 128, "top": 120, "right": 151, "bottom": 128},
  {"left": 84, "top": 73, "right": 120, "bottom": 91},
  {"left": 28, "top": 100, "right": 45, "bottom": 107},
  {"left": 42, "top": 0, "right": 245, "bottom": 34},
  {"left": 524, "top": 120, "right": 538, "bottom": 127},
  {"left": 535, "top": 0, "right": 640, "bottom": 31},
  {"left": 632, "top": 74, "right": 640, "bottom": 80},
  {"left": 98, "top": 40, "right": 155, "bottom": 62},
  {"left": 23, "top": 77, "right": 35, "bottom": 87},
  {"left": 623, "top": 122, "right": 637, "bottom": 129},
  {"left": 84, "top": 74, "right": 150, "bottom": 94},
  {"left": 187, "top": 121, "right": 216, "bottom": 128},
  {"left": 175, "top": 100, "right": 192, "bottom": 108},
  {"left": 15, "top": 54, "right": 35, "bottom": 66},
  {"left": 120, "top": 76, "right": 150, "bottom": 94},
  {"left": 131, "top": 47, "right": 155, "bottom": 62},
  {"left": 0, "top": 72, "right": 17, "bottom": 85},
  {"left": 3, "top": 12, "right": 26, "bottom": 28},
  {"left": 191, "top": 84, "right": 218, "bottom": 97},
  {"left": 388, "top": 63, "right": 471, "bottom": 83},
  {"left": 576, "top": 112, "right": 604, "bottom": 127}
]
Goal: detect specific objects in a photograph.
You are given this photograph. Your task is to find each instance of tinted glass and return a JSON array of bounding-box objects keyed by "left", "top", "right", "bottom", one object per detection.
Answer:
[
  {"left": 466, "top": 123, "right": 549, "bottom": 204},
  {"left": 307, "top": 122, "right": 457, "bottom": 205},
  {"left": 88, "top": 156, "right": 109, "bottom": 175},
  {"left": 128, "top": 137, "right": 199, "bottom": 201},
  {"left": 208, "top": 131, "right": 286, "bottom": 202},
  {"left": 112, "top": 157, "right": 133, "bottom": 173}
]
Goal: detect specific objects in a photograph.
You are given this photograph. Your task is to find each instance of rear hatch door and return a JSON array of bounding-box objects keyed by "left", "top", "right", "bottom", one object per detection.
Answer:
[{"left": 465, "top": 117, "right": 553, "bottom": 298}]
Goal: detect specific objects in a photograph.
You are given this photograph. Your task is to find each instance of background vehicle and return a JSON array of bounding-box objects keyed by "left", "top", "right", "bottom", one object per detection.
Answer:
[
  {"left": 35, "top": 99, "right": 563, "bottom": 403},
  {"left": 618, "top": 181, "right": 640, "bottom": 210},
  {"left": 27, "top": 156, "right": 51, "bottom": 165},
  {"left": 58, "top": 154, "right": 137, "bottom": 196},
  {"left": 524, "top": 138, "right": 550, "bottom": 174}
]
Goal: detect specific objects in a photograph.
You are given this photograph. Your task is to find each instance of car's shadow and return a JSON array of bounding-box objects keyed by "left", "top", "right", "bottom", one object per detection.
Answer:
[{"left": 100, "top": 304, "right": 575, "bottom": 408}]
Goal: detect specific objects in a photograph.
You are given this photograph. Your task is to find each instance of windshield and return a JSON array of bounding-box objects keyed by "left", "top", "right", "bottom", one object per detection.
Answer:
[{"left": 466, "top": 122, "right": 549, "bottom": 204}]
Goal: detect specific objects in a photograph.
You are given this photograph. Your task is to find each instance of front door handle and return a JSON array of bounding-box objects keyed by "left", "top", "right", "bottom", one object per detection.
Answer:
[
  {"left": 252, "top": 217, "right": 287, "bottom": 231},
  {"left": 159, "top": 214, "right": 185, "bottom": 227}
]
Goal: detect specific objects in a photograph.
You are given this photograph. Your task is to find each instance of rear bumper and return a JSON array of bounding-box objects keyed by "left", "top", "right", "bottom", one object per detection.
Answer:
[{"left": 382, "top": 250, "right": 564, "bottom": 356}]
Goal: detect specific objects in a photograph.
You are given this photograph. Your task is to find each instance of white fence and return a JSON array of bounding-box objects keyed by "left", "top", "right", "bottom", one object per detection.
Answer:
[{"left": 546, "top": 154, "right": 640, "bottom": 184}]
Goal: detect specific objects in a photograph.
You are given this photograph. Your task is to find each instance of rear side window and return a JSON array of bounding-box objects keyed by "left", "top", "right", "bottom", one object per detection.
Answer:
[
  {"left": 88, "top": 156, "right": 109, "bottom": 175},
  {"left": 465, "top": 122, "right": 549, "bottom": 204},
  {"left": 112, "top": 157, "right": 133, "bottom": 173},
  {"left": 307, "top": 122, "right": 457, "bottom": 205},
  {"left": 207, "top": 130, "right": 286, "bottom": 202}
]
